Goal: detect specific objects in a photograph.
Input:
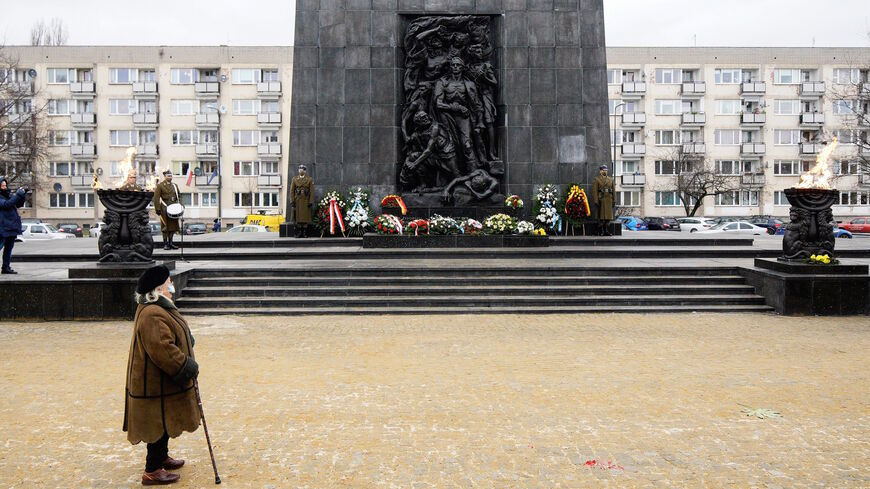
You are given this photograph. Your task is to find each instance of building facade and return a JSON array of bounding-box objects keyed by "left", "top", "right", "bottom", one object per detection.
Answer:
[
  {"left": 607, "top": 47, "right": 870, "bottom": 219},
  {"left": 2, "top": 46, "right": 293, "bottom": 228}
]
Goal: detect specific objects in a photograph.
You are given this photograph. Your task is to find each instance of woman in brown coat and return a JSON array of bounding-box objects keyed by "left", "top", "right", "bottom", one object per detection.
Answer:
[{"left": 124, "top": 265, "right": 200, "bottom": 485}]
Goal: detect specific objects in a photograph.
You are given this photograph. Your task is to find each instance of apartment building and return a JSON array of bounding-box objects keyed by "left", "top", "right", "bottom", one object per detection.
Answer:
[
  {"left": 607, "top": 47, "right": 870, "bottom": 219},
  {"left": 2, "top": 46, "right": 292, "bottom": 227}
]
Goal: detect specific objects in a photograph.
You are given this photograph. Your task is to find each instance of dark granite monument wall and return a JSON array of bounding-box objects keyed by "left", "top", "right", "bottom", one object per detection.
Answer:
[{"left": 288, "top": 0, "right": 610, "bottom": 212}]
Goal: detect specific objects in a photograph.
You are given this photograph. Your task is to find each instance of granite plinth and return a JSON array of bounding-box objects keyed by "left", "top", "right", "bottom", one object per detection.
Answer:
[
  {"left": 67, "top": 261, "right": 176, "bottom": 279},
  {"left": 362, "top": 234, "right": 549, "bottom": 248},
  {"left": 279, "top": 223, "right": 311, "bottom": 238},
  {"left": 739, "top": 259, "right": 870, "bottom": 316}
]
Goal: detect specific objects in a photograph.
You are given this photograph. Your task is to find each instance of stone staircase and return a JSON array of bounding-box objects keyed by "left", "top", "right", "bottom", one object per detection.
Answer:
[{"left": 176, "top": 266, "right": 773, "bottom": 315}]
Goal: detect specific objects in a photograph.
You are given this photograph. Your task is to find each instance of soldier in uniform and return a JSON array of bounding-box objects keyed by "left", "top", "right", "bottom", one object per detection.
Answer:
[
  {"left": 153, "top": 170, "right": 181, "bottom": 250},
  {"left": 289, "top": 164, "right": 314, "bottom": 238},
  {"left": 119, "top": 168, "right": 142, "bottom": 191},
  {"left": 592, "top": 164, "right": 615, "bottom": 236}
]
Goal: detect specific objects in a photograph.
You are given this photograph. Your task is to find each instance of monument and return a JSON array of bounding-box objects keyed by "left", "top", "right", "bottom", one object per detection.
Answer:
[{"left": 287, "top": 0, "right": 611, "bottom": 216}]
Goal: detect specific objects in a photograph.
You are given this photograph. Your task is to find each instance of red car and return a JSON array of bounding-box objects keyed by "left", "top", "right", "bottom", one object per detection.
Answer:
[{"left": 839, "top": 217, "right": 870, "bottom": 233}]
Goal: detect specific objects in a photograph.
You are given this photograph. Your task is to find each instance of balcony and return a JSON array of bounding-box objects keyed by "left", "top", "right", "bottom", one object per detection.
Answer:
[
  {"left": 70, "top": 144, "right": 96, "bottom": 159},
  {"left": 800, "top": 142, "right": 822, "bottom": 154},
  {"left": 682, "top": 143, "right": 706, "bottom": 154},
  {"left": 740, "top": 143, "right": 766, "bottom": 155},
  {"left": 681, "top": 82, "right": 706, "bottom": 97},
  {"left": 620, "top": 143, "right": 646, "bottom": 158},
  {"left": 740, "top": 113, "right": 766, "bottom": 125},
  {"left": 800, "top": 82, "right": 825, "bottom": 97},
  {"left": 800, "top": 112, "right": 825, "bottom": 126},
  {"left": 195, "top": 113, "right": 220, "bottom": 127},
  {"left": 71, "top": 112, "right": 96, "bottom": 128},
  {"left": 680, "top": 112, "right": 706, "bottom": 126},
  {"left": 257, "top": 143, "right": 282, "bottom": 158},
  {"left": 257, "top": 112, "right": 282, "bottom": 126},
  {"left": 621, "top": 82, "right": 646, "bottom": 97},
  {"left": 195, "top": 143, "right": 219, "bottom": 156},
  {"left": 257, "top": 174, "right": 282, "bottom": 187},
  {"left": 194, "top": 82, "right": 220, "bottom": 97},
  {"left": 194, "top": 174, "right": 221, "bottom": 187},
  {"left": 70, "top": 81, "right": 96, "bottom": 98},
  {"left": 257, "top": 81, "right": 282, "bottom": 99},
  {"left": 136, "top": 144, "right": 159, "bottom": 159},
  {"left": 9, "top": 81, "right": 33, "bottom": 94},
  {"left": 132, "top": 82, "right": 158, "bottom": 98},
  {"left": 860, "top": 173, "right": 870, "bottom": 186},
  {"left": 620, "top": 113, "right": 645, "bottom": 126},
  {"left": 132, "top": 112, "right": 159, "bottom": 128},
  {"left": 740, "top": 82, "right": 766, "bottom": 96},
  {"left": 741, "top": 173, "right": 766, "bottom": 187},
  {"left": 620, "top": 174, "right": 646, "bottom": 187},
  {"left": 70, "top": 174, "right": 94, "bottom": 188},
  {"left": 7, "top": 113, "right": 32, "bottom": 125}
]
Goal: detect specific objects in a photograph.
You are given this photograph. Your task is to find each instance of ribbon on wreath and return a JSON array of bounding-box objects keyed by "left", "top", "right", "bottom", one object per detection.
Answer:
[
  {"left": 328, "top": 198, "right": 346, "bottom": 235},
  {"left": 544, "top": 200, "right": 562, "bottom": 234},
  {"left": 408, "top": 219, "right": 429, "bottom": 236},
  {"left": 384, "top": 213, "right": 403, "bottom": 234}
]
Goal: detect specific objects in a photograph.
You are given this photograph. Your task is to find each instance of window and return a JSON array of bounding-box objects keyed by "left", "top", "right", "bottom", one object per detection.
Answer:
[
  {"left": 261, "top": 100, "right": 279, "bottom": 113},
  {"left": 233, "top": 130, "right": 258, "bottom": 146},
  {"left": 655, "top": 99, "right": 681, "bottom": 115},
  {"left": 109, "top": 99, "right": 137, "bottom": 115},
  {"left": 50, "top": 161, "right": 72, "bottom": 176},
  {"left": 716, "top": 190, "right": 759, "bottom": 206},
  {"left": 774, "top": 130, "right": 800, "bottom": 145},
  {"left": 49, "top": 192, "right": 94, "bottom": 208},
  {"left": 714, "top": 130, "right": 740, "bottom": 145},
  {"left": 715, "top": 160, "right": 744, "bottom": 175},
  {"left": 839, "top": 160, "right": 860, "bottom": 175},
  {"left": 78, "top": 100, "right": 95, "bottom": 114},
  {"left": 200, "top": 192, "right": 218, "bottom": 207},
  {"left": 833, "top": 68, "right": 859, "bottom": 85},
  {"left": 138, "top": 100, "right": 157, "bottom": 114},
  {"left": 655, "top": 130, "right": 680, "bottom": 146},
  {"left": 831, "top": 129, "right": 855, "bottom": 145},
  {"left": 607, "top": 69, "right": 622, "bottom": 85},
  {"left": 233, "top": 192, "right": 279, "bottom": 208},
  {"left": 716, "top": 100, "right": 742, "bottom": 115},
  {"left": 232, "top": 68, "right": 260, "bottom": 84},
  {"left": 655, "top": 191, "right": 681, "bottom": 206},
  {"left": 49, "top": 131, "right": 72, "bottom": 146},
  {"left": 171, "top": 100, "right": 197, "bottom": 116},
  {"left": 48, "top": 99, "right": 72, "bottom": 115},
  {"left": 233, "top": 99, "right": 260, "bottom": 115},
  {"left": 774, "top": 100, "right": 800, "bottom": 115},
  {"left": 200, "top": 100, "right": 218, "bottom": 114},
  {"left": 774, "top": 160, "right": 798, "bottom": 175},
  {"left": 47, "top": 68, "right": 74, "bottom": 84},
  {"left": 76, "top": 161, "right": 94, "bottom": 175},
  {"left": 110, "top": 68, "right": 137, "bottom": 84},
  {"left": 655, "top": 160, "right": 678, "bottom": 175},
  {"left": 261, "top": 69, "right": 279, "bottom": 82},
  {"left": 260, "top": 160, "right": 279, "bottom": 174},
  {"left": 171, "top": 161, "right": 194, "bottom": 176},
  {"left": 714, "top": 69, "right": 741, "bottom": 84},
  {"left": 110, "top": 130, "right": 137, "bottom": 146},
  {"left": 170, "top": 68, "right": 196, "bottom": 84},
  {"left": 774, "top": 69, "right": 801, "bottom": 84},
  {"left": 616, "top": 191, "right": 640, "bottom": 207},
  {"left": 260, "top": 130, "right": 279, "bottom": 144},
  {"left": 138, "top": 130, "right": 157, "bottom": 144},
  {"left": 78, "top": 193, "right": 95, "bottom": 208},
  {"left": 233, "top": 161, "right": 260, "bottom": 176},
  {"left": 77, "top": 131, "right": 94, "bottom": 144},
  {"left": 773, "top": 191, "right": 789, "bottom": 206},
  {"left": 172, "top": 130, "right": 196, "bottom": 145},
  {"left": 839, "top": 191, "right": 869, "bottom": 205},
  {"left": 139, "top": 69, "right": 156, "bottom": 82},
  {"left": 234, "top": 192, "right": 253, "bottom": 207},
  {"left": 615, "top": 160, "right": 640, "bottom": 175},
  {"left": 832, "top": 100, "right": 856, "bottom": 115},
  {"left": 655, "top": 69, "right": 681, "bottom": 84},
  {"left": 199, "top": 130, "right": 218, "bottom": 144}
]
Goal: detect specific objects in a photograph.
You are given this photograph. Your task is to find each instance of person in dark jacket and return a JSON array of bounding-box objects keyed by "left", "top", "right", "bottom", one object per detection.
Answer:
[
  {"left": 124, "top": 265, "right": 200, "bottom": 485},
  {"left": 0, "top": 177, "right": 27, "bottom": 274}
]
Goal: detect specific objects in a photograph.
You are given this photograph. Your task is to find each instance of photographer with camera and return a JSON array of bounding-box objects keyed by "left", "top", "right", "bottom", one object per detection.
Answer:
[{"left": 0, "top": 177, "right": 28, "bottom": 274}]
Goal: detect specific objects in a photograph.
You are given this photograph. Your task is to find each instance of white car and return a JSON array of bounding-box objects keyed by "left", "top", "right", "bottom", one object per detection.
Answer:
[
  {"left": 21, "top": 223, "right": 75, "bottom": 240},
  {"left": 697, "top": 221, "right": 770, "bottom": 236},
  {"left": 89, "top": 222, "right": 106, "bottom": 239},
  {"left": 226, "top": 224, "right": 269, "bottom": 233},
  {"left": 678, "top": 217, "right": 717, "bottom": 233}
]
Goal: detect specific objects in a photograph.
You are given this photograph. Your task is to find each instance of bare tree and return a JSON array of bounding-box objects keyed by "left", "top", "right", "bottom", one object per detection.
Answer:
[
  {"left": 0, "top": 46, "right": 52, "bottom": 193},
  {"left": 655, "top": 146, "right": 740, "bottom": 217},
  {"left": 29, "top": 18, "right": 69, "bottom": 46},
  {"left": 828, "top": 65, "right": 870, "bottom": 175}
]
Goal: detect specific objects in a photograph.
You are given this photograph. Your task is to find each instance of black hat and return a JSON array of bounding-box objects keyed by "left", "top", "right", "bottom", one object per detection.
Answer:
[
  {"left": 162, "top": 169, "right": 172, "bottom": 176},
  {"left": 599, "top": 165, "right": 608, "bottom": 171},
  {"left": 137, "top": 265, "right": 170, "bottom": 294}
]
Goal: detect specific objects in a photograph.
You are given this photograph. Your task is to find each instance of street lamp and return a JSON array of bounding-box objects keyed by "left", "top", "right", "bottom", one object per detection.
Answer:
[{"left": 610, "top": 102, "right": 626, "bottom": 231}]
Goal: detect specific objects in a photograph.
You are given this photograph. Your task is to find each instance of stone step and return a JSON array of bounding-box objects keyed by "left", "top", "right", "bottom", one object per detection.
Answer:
[
  {"left": 178, "top": 304, "right": 776, "bottom": 316},
  {"left": 189, "top": 266, "right": 743, "bottom": 278},
  {"left": 180, "top": 284, "right": 756, "bottom": 297}
]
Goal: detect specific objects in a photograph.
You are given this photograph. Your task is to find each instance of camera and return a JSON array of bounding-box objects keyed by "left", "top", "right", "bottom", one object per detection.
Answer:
[{"left": 20, "top": 187, "right": 32, "bottom": 194}]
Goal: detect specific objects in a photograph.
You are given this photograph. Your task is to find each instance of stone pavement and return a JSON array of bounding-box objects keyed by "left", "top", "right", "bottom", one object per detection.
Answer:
[{"left": 1, "top": 313, "right": 868, "bottom": 487}]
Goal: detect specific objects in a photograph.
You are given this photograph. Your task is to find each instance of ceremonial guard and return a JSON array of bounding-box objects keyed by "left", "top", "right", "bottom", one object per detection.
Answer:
[
  {"left": 119, "top": 168, "right": 142, "bottom": 191},
  {"left": 592, "top": 164, "right": 614, "bottom": 236},
  {"left": 153, "top": 170, "right": 181, "bottom": 250},
  {"left": 289, "top": 164, "right": 314, "bottom": 238}
]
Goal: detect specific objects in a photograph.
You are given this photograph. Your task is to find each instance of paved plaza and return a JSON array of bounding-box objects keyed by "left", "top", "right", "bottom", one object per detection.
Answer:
[{"left": 1, "top": 313, "right": 869, "bottom": 487}]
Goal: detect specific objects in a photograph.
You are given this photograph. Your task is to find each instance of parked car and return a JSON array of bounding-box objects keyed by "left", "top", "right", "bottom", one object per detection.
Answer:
[
  {"left": 677, "top": 217, "right": 716, "bottom": 233},
  {"left": 226, "top": 224, "right": 270, "bottom": 233},
  {"left": 21, "top": 218, "right": 43, "bottom": 224},
  {"left": 749, "top": 217, "right": 785, "bottom": 233},
  {"left": 698, "top": 221, "right": 769, "bottom": 236},
  {"left": 148, "top": 221, "right": 161, "bottom": 236},
  {"left": 832, "top": 224, "right": 853, "bottom": 239},
  {"left": 183, "top": 222, "right": 208, "bottom": 235},
  {"left": 839, "top": 217, "right": 870, "bottom": 233},
  {"left": 617, "top": 216, "right": 648, "bottom": 231},
  {"left": 57, "top": 223, "right": 84, "bottom": 237},
  {"left": 645, "top": 217, "right": 681, "bottom": 231},
  {"left": 89, "top": 221, "right": 106, "bottom": 239},
  {"left": 21, "top": 223, "right": 75, "bottom": 240}
]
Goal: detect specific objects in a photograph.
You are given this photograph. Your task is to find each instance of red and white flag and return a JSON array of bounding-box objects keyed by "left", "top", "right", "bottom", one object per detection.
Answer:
[{"left": 186, "top": 167, "right": 194, "bottom": 187}]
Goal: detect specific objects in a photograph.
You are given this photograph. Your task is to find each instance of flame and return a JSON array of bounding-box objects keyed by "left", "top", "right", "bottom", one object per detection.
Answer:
[
  {"left": 115, "top": 146, "right": 138, "bottom": 188},
  {"left": 92, "top": 174, "right": 103, "bottom": 190},
  {"left": 144, "top": 177, "right": 157, "bottom": 191},
  {"left": 797, "top": 137, "right": 838, "bottom": 190}
]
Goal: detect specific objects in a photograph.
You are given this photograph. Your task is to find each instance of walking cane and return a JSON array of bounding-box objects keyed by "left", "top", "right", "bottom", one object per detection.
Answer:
[{"left": 193, "top": 379, "right": 221, "bottom": 484}]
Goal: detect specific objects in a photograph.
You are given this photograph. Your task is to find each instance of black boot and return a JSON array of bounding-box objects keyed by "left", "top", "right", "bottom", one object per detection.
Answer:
[
  {"left": 602, "top": 221, "right": 612, "bottom": 236},
  {"left": 163, "top": 233, "right": 170, "bottom": 250},
  {"left": 301, "top": 225, "right": 309, "bottom": 238},
  {"left": 169, "top": 233, "right": 179, "bottom": 250}
]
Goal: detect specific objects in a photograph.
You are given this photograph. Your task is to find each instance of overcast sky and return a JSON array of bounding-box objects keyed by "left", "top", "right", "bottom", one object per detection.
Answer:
[{"left": 0, "top": 0, "right": 868, "bottom": 47}]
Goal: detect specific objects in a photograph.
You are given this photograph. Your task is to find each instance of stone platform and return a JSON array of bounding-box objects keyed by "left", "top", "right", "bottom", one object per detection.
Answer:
[{"left": 362, "top": 234, "right": 549, "bottom": 248}]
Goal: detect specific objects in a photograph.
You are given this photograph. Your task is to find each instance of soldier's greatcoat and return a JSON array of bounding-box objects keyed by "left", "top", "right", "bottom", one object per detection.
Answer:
[
  {"left": 591, "top": 174, "right": 614, "bottom": 221},
  {"left": 289, "top": 175, "right": 314, "bottom": 224},
  {"left": 152, "top": 180, "right": 181, "bottom": 233}
]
